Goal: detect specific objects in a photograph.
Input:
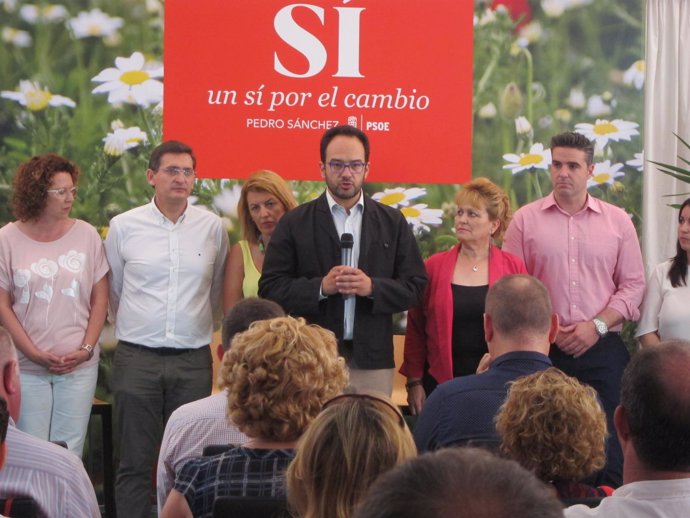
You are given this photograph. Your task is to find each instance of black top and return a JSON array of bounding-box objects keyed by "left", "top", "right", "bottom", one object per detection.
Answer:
[{"left": 451, "top": 284, "right": 489, "bottom": 377}]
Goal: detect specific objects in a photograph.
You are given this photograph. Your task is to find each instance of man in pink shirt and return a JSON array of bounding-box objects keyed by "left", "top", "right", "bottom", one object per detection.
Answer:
[{"left": 503, "top": 131, "right": 645, "bottom": 488}]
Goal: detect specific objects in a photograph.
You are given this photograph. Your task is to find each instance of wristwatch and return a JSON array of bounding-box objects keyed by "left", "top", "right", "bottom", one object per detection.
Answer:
[
  {"left": 592, "top": 318, "right": 608, "bottom": 338},
  {"left": 80, "top": 343, "right": 95, "bottom": 360}
]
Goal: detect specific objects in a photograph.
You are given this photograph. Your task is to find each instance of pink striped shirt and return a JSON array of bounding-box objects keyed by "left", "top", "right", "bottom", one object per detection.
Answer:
[{"left": 503, "top": 193, "right": 644, "bottom": 329}]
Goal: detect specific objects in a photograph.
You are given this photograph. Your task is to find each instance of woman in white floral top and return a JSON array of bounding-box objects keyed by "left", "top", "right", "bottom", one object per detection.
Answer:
[{"left": 0, "top": 154, "right": 109, "bottom": 456}]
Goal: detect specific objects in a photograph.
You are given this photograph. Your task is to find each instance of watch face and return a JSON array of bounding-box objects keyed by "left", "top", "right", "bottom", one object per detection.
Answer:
[{"left": 593, "top": 319, "right": 607, "bottom": 336}]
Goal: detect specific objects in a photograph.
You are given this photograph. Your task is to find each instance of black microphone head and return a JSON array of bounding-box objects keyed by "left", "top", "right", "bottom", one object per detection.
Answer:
[{"left": 340, "top": 233, "right": 354, "bottom": 249}]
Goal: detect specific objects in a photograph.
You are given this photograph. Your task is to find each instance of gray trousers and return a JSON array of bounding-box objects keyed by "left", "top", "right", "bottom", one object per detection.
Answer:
[{"left": 112, "top": 341, "right": 212, "bottom": 518}]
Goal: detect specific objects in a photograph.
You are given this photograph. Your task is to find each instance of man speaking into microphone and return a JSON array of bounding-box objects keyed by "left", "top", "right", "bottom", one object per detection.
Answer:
[{"left": 259, "top": 125, "right": 427, "bottom": 394}]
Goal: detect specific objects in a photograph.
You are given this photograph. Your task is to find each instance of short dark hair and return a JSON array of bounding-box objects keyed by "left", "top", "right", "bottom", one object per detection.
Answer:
[
  {"left": 148, "top": 140, "right": 196, "bottom": 171},
  {"left": 669, "top": 198, "right": 690, "bottom": 287},
  {"left": 0, "top": 398, "right": 8, "bottom": 444},
  {"left": 352, "top": 447, "right": 563, "bottom": 518},
  {"left": 320, "top": 125, "right": 370, "bottom": 163},
  {"left": 485, "top": 274, "right": 552, "bottom": 339},
  {"left": 550, "top": 131, "right": 595, "bottom": 165},
  {"left": 11, "top": 153, "right": 80, "bottom": 221},
  {"left": 221, "top": 298, "right": 284, "bottom": 351},
  {"left": 620, "top": 340, "right": 690, "bottom": 472}
]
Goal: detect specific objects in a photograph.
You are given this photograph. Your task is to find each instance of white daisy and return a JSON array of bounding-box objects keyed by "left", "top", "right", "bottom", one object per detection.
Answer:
[
  {"left": 515, "top": 116, "right": 533, "bottom": 137},
  {"left": 400, "top": 204, "right": 444, "bottom": 234},
  {"left": 1, "top": 0, "right": 18, "bottom": 12},
  {"left": 575, "top": 119, "right": 639, "bottom": 149},
  {"left": 623, "top": 60, "right": 645, "bottom": 90},
  {"left": 372, "top": 187, "right": 426, "bottom": 208},
  {"left": 68, "top": 8, "right": 123, "bottom": 39},
  {"left": 586, "top": 95, "right": 612, "bottom": 117},
  {"left": 478, "top": 102, "right": 497, "bottom": 119},
  {"left": 213, "top": 184, "right": 242, "bottom": 218},
  {"left": 102, "top": 123, "right": 148, "bottom": 156},
  {"left": 541, "top": 0, "right": 567, "bottom": 17},
  {"left": 518, "top": 21, "right": 543, "bottom": 45},
  {"left": 626, "top": 152, "right": 644, "bottom": 171},
  {"left": 1, "top": 27, "right": 31, "bottom": 47},
  {"left": 1, "top": 80, "right": 75, "bottom": 111},
  {"left": 91, "top": 51, "right": 163, "bottom": 107},
  {"left": 503, "top": 143, "right": 552, "bottom": 174},
  {"left": 566, "top": 88, "right": 586, "bottom": 110},
  {"left": 587, "top": 160, "right": 625, "bottom": 189},
  {"left": 19, "top": 3, "right": 68, "bottom": 23}
]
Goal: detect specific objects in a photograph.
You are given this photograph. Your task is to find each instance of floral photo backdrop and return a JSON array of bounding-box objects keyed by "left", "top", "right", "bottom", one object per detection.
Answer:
[{"left": 1, "top": 0, "right": 644, "bottom": 257}]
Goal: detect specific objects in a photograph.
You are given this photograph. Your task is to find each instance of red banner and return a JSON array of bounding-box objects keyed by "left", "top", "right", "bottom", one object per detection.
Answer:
[{"left": 164, "top": 1, "right": 473, "bottom": 184}]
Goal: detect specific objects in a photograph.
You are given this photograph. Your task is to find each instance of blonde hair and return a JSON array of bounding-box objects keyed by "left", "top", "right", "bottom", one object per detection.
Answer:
[
  {"left": 455, "top": 177, "right": 512, "bottom": 243},
  {"left": 238, "top": 170, "right": 298, "bottom": 244},
  {"left": 287, "top": 394, "right": 417, "bottom": 518},
  {"left": 221, "top": 316, "right": 348, "bottom": 441},
  {"left": 496, "top": 368, "right": 607, "bottom": 482}
]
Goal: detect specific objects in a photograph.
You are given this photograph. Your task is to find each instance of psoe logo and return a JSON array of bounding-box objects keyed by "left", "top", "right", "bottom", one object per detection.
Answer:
[{"left": 273, "top": 2, "right": 365, "bottom": 79}]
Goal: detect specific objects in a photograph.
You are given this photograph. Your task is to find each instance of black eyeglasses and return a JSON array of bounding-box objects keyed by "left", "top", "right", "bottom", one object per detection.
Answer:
[
  {"left": 327, "top": 160, "right": 367, "bottom": 175},
  {"left": 323, "top": 392, "right": 406, "bottom": 428}
]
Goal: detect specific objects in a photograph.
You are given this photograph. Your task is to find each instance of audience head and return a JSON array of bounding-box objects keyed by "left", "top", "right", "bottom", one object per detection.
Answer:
[
  {"left": 484, "top": 274, "right": 555, "bottom": 349},
  {"left": 11, "top": 153, "right": 80, "bottom": 221},
  {"left": 237, "top": 170, "right": 298, "bottom": 244},
  {"left": 287, "top": 392, "right": 416, "bottom": 518},
  {"left": 353, "top": 447, "right": 563, "bottom": 518},
  {"left": 221, "top": 316, "right": 348, "bottom": 442},
  {"left": 147, "top": 140, "right": 196, "bottom": 171},
  {"left": 617, "top": 339, "right": 690, "bottom": 474},
  {"left": 454, "top": 177, "right": 512, "bottom": 244},
  {"left": 669, "top": 197, "right": 690, "bottom": 287},
  {"left": 496, "top": 367, "right": 607, "bottom": 483},
  {"left": 320, "top": 125, "right": 370, "bottom": 163},
  {"left": 0, "top": 328, "right": 20, "bottom": 421},
  {"left": 221, "top": 297, "right": 284, "bottom": 351},
  {"left": 550, "top": 131, "right": 594, "bottom": 165}
]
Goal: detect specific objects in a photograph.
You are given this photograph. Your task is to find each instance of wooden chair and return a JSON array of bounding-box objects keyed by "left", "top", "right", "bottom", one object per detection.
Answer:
[
  {"left": 212, "top": 496, "right": 288, "bottom": 518},
  {"left": 0, "top": 496, "right": 39, "bottom": 518}
]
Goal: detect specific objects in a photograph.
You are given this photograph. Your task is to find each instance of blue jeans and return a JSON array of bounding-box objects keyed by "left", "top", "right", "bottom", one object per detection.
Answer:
[{"left": 17, "top": 362, "right": 98, "bottom": 457}]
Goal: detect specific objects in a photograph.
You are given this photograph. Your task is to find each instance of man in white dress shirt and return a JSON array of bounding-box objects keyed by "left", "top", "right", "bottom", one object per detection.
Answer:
[
  {"left": 565, "top": 340, "right": 690, "bottom": 517},
  {"left": 0, "top": 327, "right": 100, "bottom": 517},
  {"left": 104, "top": 140, "right": 228, "bottom": 518},
  {"left": 156, "top": 297, "right": 284, "bottom": 511}
]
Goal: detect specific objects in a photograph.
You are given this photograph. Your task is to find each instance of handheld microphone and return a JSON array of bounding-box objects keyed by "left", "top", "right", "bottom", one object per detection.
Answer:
[
  {"left": 340, "top": 233, "right": 354, "bottom": 267},
  {"left": 340, "top": 233, "right": 354, "bottom": 339}
]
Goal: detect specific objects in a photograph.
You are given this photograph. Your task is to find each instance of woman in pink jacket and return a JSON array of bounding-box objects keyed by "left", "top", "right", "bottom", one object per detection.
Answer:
[{"left": 401, "top": 178, "right": 526, "bottom": 415}]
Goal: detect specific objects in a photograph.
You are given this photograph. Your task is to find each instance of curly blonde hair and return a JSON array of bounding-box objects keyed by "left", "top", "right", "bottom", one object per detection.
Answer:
[
  {"left": 221, "top": 316, "right": 347, "bottom": 442},
  {"left": 455, "top": 177, "right": 512, "bottom": 243},
  {"left": 496, "top": 368, "right": 607, "bottom": 482},
  {"left": 287, "top": 394, "right": 416, "bottom": 518},
  {"left": 238, "top": 170, "right": 298, "bottom": 244}
]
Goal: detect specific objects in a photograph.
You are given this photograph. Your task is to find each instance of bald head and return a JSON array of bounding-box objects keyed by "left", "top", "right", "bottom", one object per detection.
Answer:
[{"left": 485, "top": 275, "right": 553, "bottom": 342}]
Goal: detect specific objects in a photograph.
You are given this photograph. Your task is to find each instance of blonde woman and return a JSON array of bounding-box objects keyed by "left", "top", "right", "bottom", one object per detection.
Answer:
[
  {"left": 496, "top": 368, "right": 611, "bottom": 498},
  {"left": 161, "top": 316, "right": 348, "bottom": 518},
  {"left": 288, "top": 393, "right": 416, "bottom": 518},
  {"left": 223, "top": 170, "right": 297, "bottom": 313},
  {"left": 401, "top": 177, "right": 525, "bottom": 415}
]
